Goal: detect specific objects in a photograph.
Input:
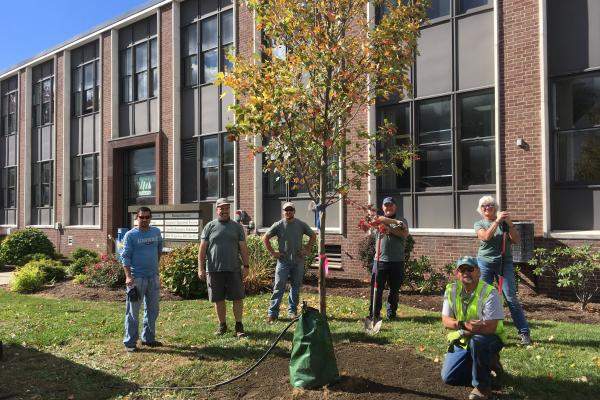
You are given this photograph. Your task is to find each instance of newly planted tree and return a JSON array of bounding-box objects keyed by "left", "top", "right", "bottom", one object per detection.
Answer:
[{"left": 219, "top": 0, "right": 426, "bottom": 315}]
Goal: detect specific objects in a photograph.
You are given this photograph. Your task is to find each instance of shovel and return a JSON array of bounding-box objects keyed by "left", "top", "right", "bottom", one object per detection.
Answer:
[
  {"left": 498, "top": 221, "right": 508, "bottom": 296},
  {"left": 364, "top": 234, "right": 383, "bottom": 335}
]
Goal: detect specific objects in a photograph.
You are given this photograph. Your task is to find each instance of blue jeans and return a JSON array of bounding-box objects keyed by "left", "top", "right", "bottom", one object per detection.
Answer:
[
  {"left": 477, "top": 257, "right": 530, "bottom": 335},
  {"left": 123, "top": 275, "right": 160, "bottom": 348},
  {"left": 441, "top": 335, "right": 503, "bottom": 389},
  {"left": 268, "top": 260, "right": 304, "bottom": 318}
]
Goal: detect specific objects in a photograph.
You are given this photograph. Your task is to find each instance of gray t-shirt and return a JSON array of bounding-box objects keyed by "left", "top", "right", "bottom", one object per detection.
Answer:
[
  {"left": 474, "top": 219, "right": 512, "bottom": 263},
  {"left": 374, "top": 217, "right": 408, "bottom": 263},
  {"left": 442, "top": 286, "right": 504, "bottom": 321},
  {"left": 267, "top": 218, "right": 314, "bottom": 264},
  {"left": 201, "top": 219, "right": 245, "bottom": 272}
]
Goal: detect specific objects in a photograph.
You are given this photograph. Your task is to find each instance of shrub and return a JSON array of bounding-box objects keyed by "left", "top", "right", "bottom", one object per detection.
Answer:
[
  {"left": 0, "top": 228, "right": 56, "bottom": 266},
  {"left": 160, "top": 243, "right": 206, "bottom": 299},
  {"left": 28, "top": 259, "right": 67, "bottom": 282},
  {"left": 67, "top": 254, "right": 100, "bottom": 277},
  {"left": 404, "top": 256, "right": 448, "bottom": 293},
  {"left": 73, "top": 274, "right": 88, "bottom": 285},
  {"left": 529, "top": 246, "right": 600, "bottom": 310},
  {"left": 83, "top": 254, "right": 125, "bottom": 288},
  {"left": 71, "top": 248, "right": 100, "bottom": 262},
  {"left": 22, "top": 253, "right": 53, "bottom": 264},
  {"left": 10, "top": 263, "right": 47, "bottom": 293},
  {"left": 245, "top": 235, "right": 277, "bottom": 294}
]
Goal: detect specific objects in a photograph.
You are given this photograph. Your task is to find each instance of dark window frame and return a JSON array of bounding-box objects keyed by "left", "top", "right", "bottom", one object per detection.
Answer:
[
  {"left": 71, "top": 41, "right": 100, "bottom": 117},
  {"left": 0, "top": 76, "right": 18, "bottom": 225}
]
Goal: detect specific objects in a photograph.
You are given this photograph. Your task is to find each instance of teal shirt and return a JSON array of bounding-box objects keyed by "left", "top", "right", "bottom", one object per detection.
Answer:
[
  {"left": 201, "top": 219, "right": 245, "bottom": 272},
  {"left": 374, "top": 217, "right": 408, "bottom": 263},
  {"left": 474, "top": 219, "right": 512, "bottom": 262},
  {"left": 267, "top": 218, "right": 314, "bottom": 264}
]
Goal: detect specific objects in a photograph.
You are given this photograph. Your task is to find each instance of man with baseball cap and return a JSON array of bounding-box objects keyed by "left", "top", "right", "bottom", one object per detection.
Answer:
[
  {"left": 368, "top": 196, "right": 409, "bottom": 321},
  {"left": 441, "top": 256, "right": 506, "bottom": 400},
  {"left": 198, "top": 198, "right": 251, "bottom": 337},
  {"left": 263, "top": 202, "right": 316, "bottom": 322}
]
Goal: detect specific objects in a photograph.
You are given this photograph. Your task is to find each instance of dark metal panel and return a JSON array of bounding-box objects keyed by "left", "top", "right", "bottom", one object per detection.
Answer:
[
  {"left": 181, "top": 88, "right": 197, "bottom": 138},
  {"left": 119, "top": 105, "right": 131, "bottom": 137},
  {"left": 201, "top": 85, "right": 219, "bottom": 133},
  {"left": 551, "top": 188, "right": 600, "bottom": 230},
  {"left": 457, "top": 11, "right": 493, "bottom": 89},
  {"left": 416, "top": 23, "right": 452, "bottom": 97}
]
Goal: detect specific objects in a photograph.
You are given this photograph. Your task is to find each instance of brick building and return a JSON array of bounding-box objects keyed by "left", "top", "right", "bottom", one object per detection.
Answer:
[{"left": 0, "top": 0, "right": 598, "bottom": 291}]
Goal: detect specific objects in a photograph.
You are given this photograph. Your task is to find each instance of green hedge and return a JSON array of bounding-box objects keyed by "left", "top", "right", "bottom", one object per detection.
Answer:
[
  {"left": 160, "top": 243, "right": 205, "bottom": 299},
  {"left": 0, "top": 228, "right": 56, "bottom": 266},
  {"left": 9, "top": 259, "right": 66, "bottom": 293}
]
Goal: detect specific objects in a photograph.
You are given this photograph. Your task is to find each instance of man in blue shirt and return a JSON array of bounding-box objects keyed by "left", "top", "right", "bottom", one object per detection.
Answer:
[{"left": 121, "top": 206, "right": 163, "bottom": 352}]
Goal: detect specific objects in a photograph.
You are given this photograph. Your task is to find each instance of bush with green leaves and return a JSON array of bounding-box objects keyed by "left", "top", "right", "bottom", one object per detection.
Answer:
[
  {"left": 10, "top": 263, "right": 46, "bottom": 293},
  {"left": 67, "top": 248, "right": 100, "bottom": 277},
  {"left": 22, "top": 253, "right": 53, "bottom": 264},
  {"left": 29, "top": 259, "right": 67, "bottom": 282},
  {"left": 404, "top": 256, "right": 449, "bottom": 293},
  {"left": 71, "top": 248, "right": 100, "bottom": 262},
  {"left": 0, "top": 228, "right": 56, "bottom": 266},
  {"left": 160, "top": 243, "right": 206, "bottom": 299},
  {"left": 529, "top": 245, "right": 600, "bottom": 310},
  {"left": 82, "top": 254, "right": 125, "bottom": 288}
]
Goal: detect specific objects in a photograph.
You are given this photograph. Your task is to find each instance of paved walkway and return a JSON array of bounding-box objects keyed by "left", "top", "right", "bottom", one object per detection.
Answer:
[{"left": 0, "top": 271, "right": 12, "bottom": 285}]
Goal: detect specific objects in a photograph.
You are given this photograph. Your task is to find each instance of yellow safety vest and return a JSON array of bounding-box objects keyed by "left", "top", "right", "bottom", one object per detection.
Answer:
[{"left": 444, "top": 280, "right": 507, "bottom": 348}]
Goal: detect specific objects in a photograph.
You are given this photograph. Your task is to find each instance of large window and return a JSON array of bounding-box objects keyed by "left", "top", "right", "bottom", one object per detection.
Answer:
[
  {"left": 118, "top": 16, "right": 158, "bottom": 136},
  {"left": 0, "top": 76, "right": 18, "bottom": 225},
  {"left": 70, "top": 41, "right": 101, "bottom": 225},
  {"left": 376, "top": 0, "right": 494, "bottom": 229},
  {"left": 31, "top": 61, "right": 54, "bottom": 225},
  {"left": 126, "top": 147, "right": 156, "bottom": 205},
  {"left": 180, "top": 0, "right": 234, "bottom": 202}
]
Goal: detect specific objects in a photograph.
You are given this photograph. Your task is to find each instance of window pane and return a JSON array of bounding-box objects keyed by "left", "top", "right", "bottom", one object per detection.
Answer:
[
  {"left": 32, "top": 105, "right": 40, "bottom": 126},
  {"left": 42, "top": 103, "right": 51, "bottom": 124},
  {"left": 220, "top": 0, "right": 232, "bottom": 7},
  {"left": 222, "top": 10, "right": 233, "bottom": 44},
  {"left": 554, "top": 74, "right": 600, "bottom": 130},
  {"left": 458, "top": 0, "right": 490, "bottom": 14},
  {"left": 378, "top": 103, "right": 410, "bottom": 141},
  {"left": 418, "top": 97, "right": 451, "bottom": 144},
  {"left": 461, "top": 139, "right": 495, "bottom": 186},
  {"left": 201, "top": 167, "right": 219, "bottom": 198},
  {"left": 130, "top": 147, "right": 155, "bottom": 173},
  {"left": 460, "top": 91, "right": 494, "bottom": 139},
  {"left": 222, "top": 44, "right": 233, "bottom": 72},
  {"left": 201, "top": 16, "right": 218, "bottom": 51},
  {"left": 72, "top": 68, "right": 82, "bottom": 92},
  {"left": 265, "top": 172, "right": 285, "bottom": 196},
  {"left": 223, "top": 136, "right": 234, "bottom": 164},
  {"left": 150, "top": 38, "right": 158, "bottom": 68},
  {"left": 33, "top": 84, "right": 41, "bottom": 105},
  {"left": 200, "top": 0, "right": 218, "bottom": 16},
  {"left": 42, "top": 185, "right": 51, "bottom": 206},
  {"left": 184, "top": 55, "right": 199, "bottom": 86},
  {"left": 83, "top": 64, "right": 94, "bottom": 90},
  {"left": 135, "top": 44, "right": 148, "bottom": 73},
  {"left": 84, "top": 181, "right": 93, "bottom": 204},
  {"left": 223, "top": 165, "right": 234, "bottom": 197},
  {"left": 136, "top": 71, "right": 148, "bottom": 100},
  {"left": 121, "top": 49, "right": 132, "bottom": 76},
  {"left": 202, "top": 136, "right": 218, "bottom": 167},
  {"left": 183, "top": 24, "right": 198, "bottom": 56},
  {"left": 151, "top": 68, "right": 158, "bottom": 97},
  {"left": 417, "top": 144, "right": 452, "bottom": 188},
  {"left": 556, "top": 130, "right": 600, "bottom": 183},
  {"left": 121, "top": 76, "right": 132, "bottom": 102},
  {"left": 427, "top": 0, "right": 450, "bottom": 19},
  {"left": 42, "top": 162, "right": 52, "bottom": 184},
  {"left": 42, "top": 80, "right": 52, "bottom": 102},
  {"left": 202, "top": 49, "right": 218, "bottom": 83},
  {"left": 83, "top": 89, "right": 94, "bottom": 113},
  {"left": 83, "top": 156, "right": 94, "bottom": 179},
  {"left": 7, "top": 188, "right": 15, "bottom": 208}
]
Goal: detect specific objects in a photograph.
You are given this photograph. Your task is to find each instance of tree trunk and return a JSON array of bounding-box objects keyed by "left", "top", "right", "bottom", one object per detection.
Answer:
[{"left": 318, "top": 150, "right": 328, "bottom": 317}]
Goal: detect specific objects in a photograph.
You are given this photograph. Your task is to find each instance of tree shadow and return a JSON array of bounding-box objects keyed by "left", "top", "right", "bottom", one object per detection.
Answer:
[
  {"left": 0, "top": 344, "right": 136, "bottom": 400},
  {"left": 139, "top": 341, "right": 289, "bottom": 361},
  {"left": 499, "top": 373, "right": 600, "bottom": 399}
]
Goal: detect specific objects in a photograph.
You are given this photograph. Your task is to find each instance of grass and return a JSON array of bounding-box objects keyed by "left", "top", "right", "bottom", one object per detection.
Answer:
[{"left": 1, "top": 289, "right": 599, "bottom": 399}]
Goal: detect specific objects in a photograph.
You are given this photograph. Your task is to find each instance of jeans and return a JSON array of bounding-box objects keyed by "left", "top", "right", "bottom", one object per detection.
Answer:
[
  {"left": 369, "top": 261, "right": 404, "bottom": 319},
  {"left": 123, "top": 275, "right": 160, "bottom": 348},
  {"left": 441, "top": 334, "right": 503, "bottom": 389},
  {"left": 268, "top": 260, "right": 304, "bottom": 318},
  {"left": 477, "top": 257, "right": 530, "bottom": 335}
]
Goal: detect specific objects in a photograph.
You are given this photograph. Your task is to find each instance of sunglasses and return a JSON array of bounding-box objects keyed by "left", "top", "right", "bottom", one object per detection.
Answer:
[
  {"left": 458, "top": 266, "right": 475, "bottom": 273},
  {"left": 138, "top": 215, "right": 151, "bottom": 220},
  {"left": 284, "top": 208, "right": 295, "bottom": 212},
  {"left": 482, "top": 204, "right": 495, "bottom": 210}
]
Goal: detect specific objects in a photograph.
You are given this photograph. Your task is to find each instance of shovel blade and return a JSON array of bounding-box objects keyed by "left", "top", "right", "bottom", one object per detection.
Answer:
[{"left": 363, "top": 317, "right": 382, "bottom": 335}]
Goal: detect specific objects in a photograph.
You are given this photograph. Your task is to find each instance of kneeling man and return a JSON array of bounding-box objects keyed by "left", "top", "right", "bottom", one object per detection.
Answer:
[{"left": 441, "top": 256, "right": 506, "bottom": 400}]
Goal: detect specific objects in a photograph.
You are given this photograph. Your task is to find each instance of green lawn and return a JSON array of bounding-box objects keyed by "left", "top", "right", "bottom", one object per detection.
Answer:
[{"left": 1, "top": 289, "right": 599, "bottom": 399}]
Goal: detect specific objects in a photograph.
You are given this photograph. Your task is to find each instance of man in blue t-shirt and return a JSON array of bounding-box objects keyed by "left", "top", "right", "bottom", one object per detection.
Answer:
[{"left": 121, "top": 206, "right": 163, "bottom": 352}]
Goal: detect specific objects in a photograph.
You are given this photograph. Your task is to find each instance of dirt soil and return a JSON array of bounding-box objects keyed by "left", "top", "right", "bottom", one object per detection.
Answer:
[
  {"left": 303, "top": 278, "right": 600, "bottom": 325},
  {"left": 209, "top": 342, "right": 470, "bottom": 400}
]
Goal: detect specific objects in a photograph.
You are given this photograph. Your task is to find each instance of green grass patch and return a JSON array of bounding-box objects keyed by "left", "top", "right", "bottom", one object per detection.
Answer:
[{"left": 1, "top": 290, "right": 598, "bottom": 399}]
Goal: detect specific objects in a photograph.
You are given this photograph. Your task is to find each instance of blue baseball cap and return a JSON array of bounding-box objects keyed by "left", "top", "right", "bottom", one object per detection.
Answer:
[
  {"left": 456, "top": 256, "right": 479, "bottom": 269},
  {"left": 382, "top": 197, "right": 396, "bottom": 205}
]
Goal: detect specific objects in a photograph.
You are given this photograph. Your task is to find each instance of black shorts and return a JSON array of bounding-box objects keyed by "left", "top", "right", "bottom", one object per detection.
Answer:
[{"left": 206, "top": 271, "right": 245, "bottom": 302}]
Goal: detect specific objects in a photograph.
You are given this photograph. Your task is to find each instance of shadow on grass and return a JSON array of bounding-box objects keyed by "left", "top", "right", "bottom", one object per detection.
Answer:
[
  {"left": 136, "top": 341, "right": 289, "bottom": 362},
  {"left": 329, "top": 375, "right": 458, "bottom": 399},
  {"left": 0, "top": 344, "right": 136, "bottom": 400},
  {"left": 499, "top": 373, "right": 600, "bottom": 399}
]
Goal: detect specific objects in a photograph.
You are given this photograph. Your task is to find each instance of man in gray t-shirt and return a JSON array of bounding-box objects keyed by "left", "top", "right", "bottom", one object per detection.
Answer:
[
  {"left": 263, "top": 202, "right": 316, "bottom": 322},
  {"left": 198, "top": 198, "right": 250, "bottom": 337}
]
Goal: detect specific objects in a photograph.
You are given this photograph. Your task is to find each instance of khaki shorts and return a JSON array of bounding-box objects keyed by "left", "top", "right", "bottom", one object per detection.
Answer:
[{"left": 206, "top": 271, "right": 245, "bottom": 302}]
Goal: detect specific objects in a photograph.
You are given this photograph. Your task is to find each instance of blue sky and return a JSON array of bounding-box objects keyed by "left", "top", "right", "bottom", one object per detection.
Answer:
[{"left": 0, "top": 0, "right": 151, "bottom": 73}]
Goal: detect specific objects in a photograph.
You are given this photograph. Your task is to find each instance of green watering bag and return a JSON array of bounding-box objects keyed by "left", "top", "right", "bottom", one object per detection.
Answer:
[{"left": 289, "top": 306, "right": 339, "bottom": 388}]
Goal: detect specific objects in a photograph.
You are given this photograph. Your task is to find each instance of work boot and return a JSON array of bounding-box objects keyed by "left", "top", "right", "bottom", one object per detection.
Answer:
[
  {"left": 468, "top": 387, "right": 491, "bottom": 400},
  {"left": 518, "top": 333, "right": 533, "bottom": 346},
  {"left": 141, "top": 340, "right": 163, "bottom": 347},
  {"left": 266, "top": 316, "right": 278, "bottom": 324},
  {"left": 235, "top": 321, "right": 246, "bottom": 338},
  {"left": 215, "top": 323, "right": 227, "bottom": 336}
]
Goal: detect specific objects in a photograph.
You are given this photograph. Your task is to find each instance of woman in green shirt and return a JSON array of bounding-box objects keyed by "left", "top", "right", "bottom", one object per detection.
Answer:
[{"left": 474, "top": 195, "right": 531, "bottom": 346}]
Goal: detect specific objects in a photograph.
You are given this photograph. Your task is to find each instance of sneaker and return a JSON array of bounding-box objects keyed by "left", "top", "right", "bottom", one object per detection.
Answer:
[
  {"left": 141, "top": 340, "right": 163, "bottom": 347},
  {"left": 468, "top": 387, "right": 491, "bottom": 400},
  {"left": 266, "top": 316, "right": 278, "bottom": 324},
  {"left": 125, "top": 346, "right": 137, "bottom": 353},
  {"left": 386, "top": 314, "right": 398, "bottom": 321},
  {"left": 235, "top": 322, "right": 246, "bottom": 338},
  {"left": 215, "top": 323, "right": 227, "bottom": 336},
  {"left": 518, "top": 333, "right": 533, "bottom": 346},
  {"left": 287, "top": 311, "right": 298, "bottom": 319}
]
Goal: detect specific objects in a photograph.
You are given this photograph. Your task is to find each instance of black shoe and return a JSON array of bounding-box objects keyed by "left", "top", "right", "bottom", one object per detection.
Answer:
[
  {"left": 518, "top": 333, "right": 532, "bottom": 346},
  {"left": 125, "top": 346, "right": 137, "bottom": 353},
  {"left": 215, "top": 323, "right": 227, "bottom": 336},
  {"left": 141, "top": 340, "right": 163, "bottom": 347},
  {"left": 235, "top": 322, "right": 246, "bottom": 338},
  {"left": 387, "top": 314, "right": 398, "bottom": 321}
]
